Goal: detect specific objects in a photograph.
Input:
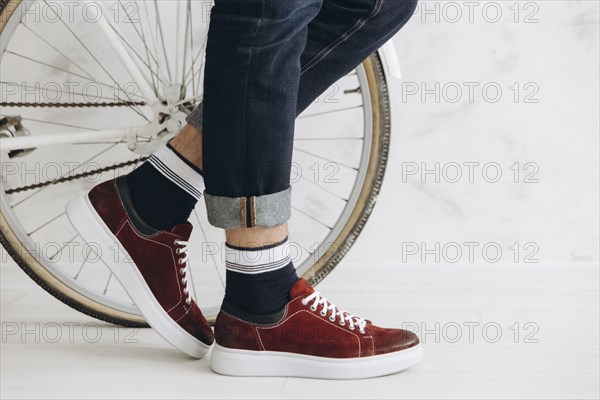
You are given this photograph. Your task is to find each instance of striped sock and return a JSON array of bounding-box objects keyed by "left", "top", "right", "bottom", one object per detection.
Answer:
[
  {"left": 224, "top": 238, "right": 299, "bottom": 315},
  {"left": 126, "top": 143, "right": 204, "bottom": 230}
]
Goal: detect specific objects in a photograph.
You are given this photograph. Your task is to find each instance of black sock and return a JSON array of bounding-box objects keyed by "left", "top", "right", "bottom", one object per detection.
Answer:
[
  {"left": 224, "top": 238, "right": 299, "bottom": 315},
  {"left": 126, "top": 144, "right": 204, "bottom": 231}
]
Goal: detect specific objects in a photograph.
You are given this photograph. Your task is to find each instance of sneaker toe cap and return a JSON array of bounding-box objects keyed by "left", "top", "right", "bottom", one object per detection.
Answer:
[
  {"left": 372, "top": 327, "right": 420, "bottom": 355},
  {"left": 177, "top": 303, "right": 215, "bottom": 346}
]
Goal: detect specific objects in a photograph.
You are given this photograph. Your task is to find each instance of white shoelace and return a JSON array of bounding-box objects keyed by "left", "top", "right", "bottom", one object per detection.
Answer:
[
  {"left": 174, "top": 240, "right": 192, "bottom": 305},
  {"left": 302, "top": 291, "right": 367, "bottom": 333}
]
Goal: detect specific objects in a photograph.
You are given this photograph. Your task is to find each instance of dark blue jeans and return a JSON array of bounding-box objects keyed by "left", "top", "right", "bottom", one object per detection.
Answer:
[{"left": 186, "top": 0, "right": 417, "bottom": 229}]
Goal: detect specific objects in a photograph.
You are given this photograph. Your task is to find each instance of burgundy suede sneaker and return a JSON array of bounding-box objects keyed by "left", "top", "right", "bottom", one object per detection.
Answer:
[
  {"left": 66, "top": 177, "right": 214, "bottom": 358},
  {"left": 211, "top": 279, "right": 423, "bottom": 379}
]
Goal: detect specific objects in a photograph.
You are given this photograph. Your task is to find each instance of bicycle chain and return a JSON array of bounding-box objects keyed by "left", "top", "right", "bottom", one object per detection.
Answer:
[
  {"left": 5, "top": 158, "right": 149, "bottom": 195},
  {"left": 0, "top": 101, "right": 146, "bottom": 108},
  {"left": 2, "top": 101, "right": 149, "bottom": 194}
]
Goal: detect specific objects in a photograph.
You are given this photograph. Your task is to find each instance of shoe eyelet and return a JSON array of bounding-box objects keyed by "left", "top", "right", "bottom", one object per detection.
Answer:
[
  {"left": 320, "top": 311, "right": 327, "bottom": 317},
  {"left": 349, "top": 326, "right": 355, "bottom": 331},
  {"left": 359, "top": 329, "right": 365, "bottom": 334},
  {"left": 339, "top": 321, "right": 346, "bottom": 326},
  {"left": 310, "top": 305, "right": 317, "bottom": 312},
  {"left": 175, "top": 248, "right": 182, "bottom": 255},
  {"left": 186, "top": 299, "right": 191, "bottom": 305},
  {"left": 183, "top": 288, "right": 188, "bottom": 294},
  {"left": 179, "top": 268, "right": 185, "bottom": 275},
  {"left": 178, "top": 259, "right": 184, "bottom": 265},
  {"left": 181, "top": 278, "right": 186, "bottom": 284},
  {"left": 329, "top": 316, "right": 336, "bottom": 322}
]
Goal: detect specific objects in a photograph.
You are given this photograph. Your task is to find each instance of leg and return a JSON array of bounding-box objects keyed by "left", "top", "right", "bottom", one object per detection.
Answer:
[
  {"left": 199, "top": 0, "right": 417, "bottom": 315},
  {"left": 196, "top": 0, "right": 417, "bottom": 313},
  {"left": 201, "top": 0, "right": 323, "bottom": 313},
  {"left": 201, "top": 0, "right": 423, "bottom": 379}
]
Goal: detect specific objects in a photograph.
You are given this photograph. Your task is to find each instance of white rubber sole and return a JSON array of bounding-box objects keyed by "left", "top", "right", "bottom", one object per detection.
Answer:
[
  {"left": 66, "top": 195, "right": 212, "bottom": 358},
  {"left": 210, "top": 343, "right": 424, "bottom": 379}
]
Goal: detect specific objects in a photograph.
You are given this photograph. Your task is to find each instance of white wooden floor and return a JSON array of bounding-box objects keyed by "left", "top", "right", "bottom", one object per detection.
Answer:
[{"left": 1, "top": 259, "right": 598, "bottom": 399}]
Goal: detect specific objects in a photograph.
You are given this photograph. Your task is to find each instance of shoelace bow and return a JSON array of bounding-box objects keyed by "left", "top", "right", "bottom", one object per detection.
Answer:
[
  {"left": 174, "top": 239, "right": 192, "bottom": 305},
  {"left": 302, "top": 291, "right": 367, "bottom": 333}
]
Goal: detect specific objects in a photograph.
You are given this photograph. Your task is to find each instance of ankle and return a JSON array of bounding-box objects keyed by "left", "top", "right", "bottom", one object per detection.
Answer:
[
  {"left": 169, "top": 124, "right": 203, "bottom": 170},
  {"left": 226, "top": 224, "right": 288, "bottom": 248}
]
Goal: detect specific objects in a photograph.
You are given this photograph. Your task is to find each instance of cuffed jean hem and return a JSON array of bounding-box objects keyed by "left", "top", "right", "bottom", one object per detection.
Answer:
[
  {"left": 186, "top": 102, "right": 203, "bottom": 130},
  {"left": 204, "top": 187, "right": 292, "bottom": 229}
]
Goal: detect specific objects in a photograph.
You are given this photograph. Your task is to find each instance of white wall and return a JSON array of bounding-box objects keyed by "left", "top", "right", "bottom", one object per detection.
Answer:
[{"left": 345, "top": 0, "right": 599, "bottom": 267}]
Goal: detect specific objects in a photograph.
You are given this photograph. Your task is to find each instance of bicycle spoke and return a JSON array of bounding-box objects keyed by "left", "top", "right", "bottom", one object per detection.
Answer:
[
  {"left": 4, "top": 51, "right": 146, "bottom": 106},
  {"left": 103, "top": 273, "right": 113, "bottom": 295},
  {"left": 74, "top": 249, "right": 93, "bottom": 280},
  {"left": 187, "top": 1, "right": 197, "bottom": 97},
  {"left": 142, "top": 1, "right": 168, "bottom": 87},
  {"left": 101, "top": 15, "right": 165, "bottom": 88},
  {"left": 21, "top": 24, "right": 94, "bottom": 81},
  {"left": 48, "top": 234, "right": 79, "bottom": 261},
  {"left": 6, "top": 51, "right": 102, "bottom": 83},
  {"left": 196, "top": 6, "right": 210, "bottom": 97},
  {"left": 183, "top": 45, "right": 210, "bottom": 93},
  {"left": 154, "top": 0, "right": 173, "bottom": 83},
  {"left": 118, "top": 1, "right": 160, "bottom": 97},
  {"left": 117, "top": 0, "right": 159, "bottom": 66},
  {"left": 293, "top": 147, "right": 359, "bottom": 171},
  {"left": 298, "top": 244, "right": 313, "bottom": 256},
  {"left": 294, "top": 138, "right": 364, "bottom": 141},
  {"left": 182, "top": 50, "right": 203, "bottom": 87},
  {"left": 40, "top": 0, "right": 150, "bottom": 121},
  {"left": 175, "top": 1, "right": 181, "bottom": 85},
  {"left": 21, "top": 117, "right": 99, "bottom": 131},
  {"left": 298, "top": 105, "right": 364, "bottom": 120},
  {"left": 117, "top": 0, "right": 162, "bottom": 90},
  {"left": 27, "top": 211, "right": 65, "bottom": 236},
  {"left": 292, "top": 206, "right": 334, "bottom": 230},
  {"left": 181, "top": 0, "right": 192, "bottom": 90},
  {"left": 184, "top": 9, "right": 210, "bottom": 97},
  {"left": 298, "top": 174, "right": 349, "bottom": 202}
]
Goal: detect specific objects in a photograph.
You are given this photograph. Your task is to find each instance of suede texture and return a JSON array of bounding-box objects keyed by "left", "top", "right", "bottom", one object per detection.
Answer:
[
  {"left": 88, "top": 179, "right": 214, "bottom": 346},
  {"left": 215, "top": 279, "right": 419, "bottom": 358}
]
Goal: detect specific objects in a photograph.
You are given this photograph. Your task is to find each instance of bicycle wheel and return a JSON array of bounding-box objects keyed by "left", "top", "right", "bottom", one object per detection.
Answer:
[{"left": 0, "top": 0, "right": 391, "bottom": 326}]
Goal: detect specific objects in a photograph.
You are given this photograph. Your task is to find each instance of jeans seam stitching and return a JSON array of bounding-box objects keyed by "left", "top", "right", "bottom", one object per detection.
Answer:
[
  {"left": 241, "top": 196, "right": 247, "bottom": 228},
  {"left": 242, "top": 0, "right": 267, "bottom": 195},
  {"left": 300, "top": 0, "right": 385, "bottom": 76},
  {"left": 250, "top": 196, "right": 256, "bottom": 228}
]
